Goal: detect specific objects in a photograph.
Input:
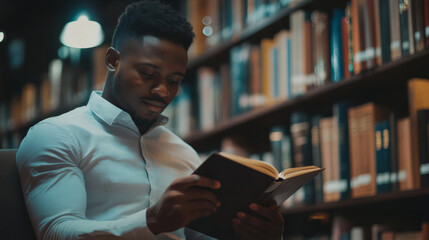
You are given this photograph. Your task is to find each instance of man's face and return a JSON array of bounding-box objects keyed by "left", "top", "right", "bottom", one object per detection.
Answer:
[{"left": 111, "top": 36, "right": 188, "bottom": 124}]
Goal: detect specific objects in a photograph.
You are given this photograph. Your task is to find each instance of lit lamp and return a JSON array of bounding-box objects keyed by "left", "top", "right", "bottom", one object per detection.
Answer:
[{"left": 60, "top": 15, "right": 104, "bottom": 49}]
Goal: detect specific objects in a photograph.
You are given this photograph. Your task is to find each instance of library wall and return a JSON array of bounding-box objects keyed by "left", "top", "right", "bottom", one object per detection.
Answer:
[{"left": 1, "top": 0, "right": 429, "bottom": 239}]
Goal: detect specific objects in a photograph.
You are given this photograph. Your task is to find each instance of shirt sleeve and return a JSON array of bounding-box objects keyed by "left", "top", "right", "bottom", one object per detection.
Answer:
[{"left": 16, "top": 122, "right": 158, "bottom": 240}]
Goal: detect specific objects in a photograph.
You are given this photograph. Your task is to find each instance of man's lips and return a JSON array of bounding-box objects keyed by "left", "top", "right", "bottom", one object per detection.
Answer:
[{"left": 141, "top": 99, "right": 166, "bottom": 112}]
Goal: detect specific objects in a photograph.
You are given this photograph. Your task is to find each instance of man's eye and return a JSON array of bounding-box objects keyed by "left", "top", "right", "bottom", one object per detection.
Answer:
[
  {"left": 141, "top": 71, "right": 156, "bottom": 78},
  {"left": 168, "top": 78, "right": 182, "bottom": 85}
]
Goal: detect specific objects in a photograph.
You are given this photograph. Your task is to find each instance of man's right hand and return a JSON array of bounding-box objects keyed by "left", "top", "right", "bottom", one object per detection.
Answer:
[{"left": 146, "top": 174, "right": 221, "bottom": 235}]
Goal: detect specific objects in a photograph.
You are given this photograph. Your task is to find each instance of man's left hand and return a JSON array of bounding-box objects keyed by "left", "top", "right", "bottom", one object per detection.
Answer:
[{"left": 232, "top": 202, "right": 284, "bottom": 240}]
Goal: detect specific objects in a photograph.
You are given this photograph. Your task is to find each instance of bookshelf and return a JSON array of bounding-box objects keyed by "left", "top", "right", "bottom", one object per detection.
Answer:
[
  {"left": 185, "top": 50, "right": 429, "bottom": 152},
  {"left": 1, "top": 0, "right": 429, "bottom": 238},
  {"left": 180, "top": 0, "right": 429, "bottom": 239}
]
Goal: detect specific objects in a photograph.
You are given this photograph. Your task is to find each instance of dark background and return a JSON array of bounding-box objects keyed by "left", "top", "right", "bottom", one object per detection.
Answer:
[{"left": 0, "top": 0, "right": 181, "bottom": 101}]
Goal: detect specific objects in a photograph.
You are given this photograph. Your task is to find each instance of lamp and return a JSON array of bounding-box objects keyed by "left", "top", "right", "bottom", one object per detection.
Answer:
[{"left": 60, "top": 15, "right": 104, "bottom": 49}]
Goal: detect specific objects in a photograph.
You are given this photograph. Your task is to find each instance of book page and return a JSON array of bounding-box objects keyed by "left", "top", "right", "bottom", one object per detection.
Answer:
[{"left": 218, "top": 152, "right": 278, "bottom": 178}]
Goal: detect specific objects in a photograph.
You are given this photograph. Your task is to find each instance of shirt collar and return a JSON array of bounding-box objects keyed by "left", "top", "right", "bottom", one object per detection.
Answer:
[{"left": 87, "top": 91, "right": 169, "bottom": 134}]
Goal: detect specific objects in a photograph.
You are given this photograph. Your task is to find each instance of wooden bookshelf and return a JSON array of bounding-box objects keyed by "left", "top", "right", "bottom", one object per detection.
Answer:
[
  {"left": 184, "top": 49, "right": 429, "bottom": 152},
  {"left": 282, "top": 187, "right": 429, "bottom": 216},
  {"left": 187, "top": 0, "right": 332, "bottom": 70}
]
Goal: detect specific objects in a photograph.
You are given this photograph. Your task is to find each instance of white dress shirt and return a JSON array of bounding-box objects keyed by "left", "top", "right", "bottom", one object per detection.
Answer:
[{"left": 16, "top": 91, "right": 207, "bottom": 240}]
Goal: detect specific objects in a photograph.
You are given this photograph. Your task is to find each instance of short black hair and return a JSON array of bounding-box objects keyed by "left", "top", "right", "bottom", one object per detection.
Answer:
[{"left": 112, "top": 0, "right": 194, "bottom": 51}]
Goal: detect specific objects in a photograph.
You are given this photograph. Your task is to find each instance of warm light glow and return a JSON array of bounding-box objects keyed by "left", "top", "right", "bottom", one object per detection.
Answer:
[
  {"left": 0, "top": 32, "right": 4, "bottom": 43},
  {"left": 60, "top": 14, "right": 104, "bottom": 49}
]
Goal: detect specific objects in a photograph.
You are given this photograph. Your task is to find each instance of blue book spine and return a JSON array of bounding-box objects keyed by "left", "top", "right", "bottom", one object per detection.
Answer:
[
  {"left": 375, "top": 121, "right": 392, "bottom": 193},
  {"left": 272, "top": 47, "right": 279, "bottom": 98},
  {"left": 333, "top": 102, "right": 350, "bottom": 199},
  {"left": 286, "top": 37, "right": 292, "bottom": 97},
  {"left": 229, "top": 46, "right": 242, "bottom": 117},
  {"left": 330, "top": 8, "right": 345, "bottom": 83}
]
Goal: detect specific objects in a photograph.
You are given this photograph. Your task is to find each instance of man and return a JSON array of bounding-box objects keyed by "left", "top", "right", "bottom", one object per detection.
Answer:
[{"left": 16, "top": 1, "right": 284, "bottom": 239}]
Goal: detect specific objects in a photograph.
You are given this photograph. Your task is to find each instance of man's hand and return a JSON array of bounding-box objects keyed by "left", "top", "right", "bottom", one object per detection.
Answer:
[
  {"left": 232, "top": 202, "right": 284, "bottom": 240},
  {"left": 146, "top": 174, "right": 221, "bottom": 235}
]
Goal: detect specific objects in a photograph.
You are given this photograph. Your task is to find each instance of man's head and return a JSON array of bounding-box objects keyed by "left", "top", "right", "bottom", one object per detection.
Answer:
[{"left": 102, "top": 0, "right": 194, "bottom": 133}]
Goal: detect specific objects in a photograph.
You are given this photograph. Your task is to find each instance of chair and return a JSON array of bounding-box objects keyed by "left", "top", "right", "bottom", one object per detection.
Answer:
[{"left": 0, "top": 149, "right": 37, "bottom": 239}]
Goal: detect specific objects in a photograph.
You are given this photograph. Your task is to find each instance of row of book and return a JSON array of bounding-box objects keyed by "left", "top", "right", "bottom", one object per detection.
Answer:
[
  {"left": 190, "top": 78, "right": 429, "bottom": 206},
  {"left": 270, "top": 78, "right": 429, "bottom": 205},
  {"left": 167, "top": 0, "right": 429, "bottom": 135},
  {"left": 285, "top": 219, "right": 429, "bottom": 240},
  {"left": 186, "top": 0, "right": 301, "bottom": 57},
  {"left": 0, "top": 46, "right": 109, "bottom": 137}
]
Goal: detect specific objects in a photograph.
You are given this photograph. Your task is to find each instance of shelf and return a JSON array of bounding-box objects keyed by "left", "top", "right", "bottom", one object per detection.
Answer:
[
  {"left": 0, "top": 99, "right": 88, "bottom": 137},
  {"left": 187, "top": 0, "right": 318, "bottom": 70},
  {"left": 184, "top": 50, "right": 429, "bottom": 152},
  {"left": 282, "top": 187, "right": 429, "bottom": 216}
]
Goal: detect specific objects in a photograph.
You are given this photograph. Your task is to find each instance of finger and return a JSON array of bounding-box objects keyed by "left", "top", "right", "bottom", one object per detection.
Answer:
[
  {"left": 171, "top": 175, "right": 221, "bottom": 190},
  {"left": 249, "top": 203, "right": 283, "bottom": 223},
  {"left": 185, "top": 204, "right": 219, "bottom": 222},
  {"left": 235, "top": 212, "right": 269, "bottom": 231},
  {"left": 186, "top": 188, "right": 220, "bottom": 207}
]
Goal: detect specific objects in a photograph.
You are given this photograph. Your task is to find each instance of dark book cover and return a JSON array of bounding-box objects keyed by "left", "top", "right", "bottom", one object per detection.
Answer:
[
  {"left": 379, "top": 0, "right": 392, "bottom": 63},
  {"left": 311, "top": 115, "right": 324, "bottom": 203},
  {"left": 425, "top": 0, "right": 429, "bottom": 47},
  {"left": 388, "top": 112, "right": 400, "bottom": 192},
  {"left": 399, "top": 0, "right": 411, "bottom": 56},
  {"left": 187, "top": 153, "right": 322, "bottom": 239},
  {"left": 290, "top": 112, "right": 315, "bottom": 204},
  {"left": 417, "top": 109, "right": 429, "bottom": 186},
  {"left": 375, "top": 121, "right": 392, "bottom": 194},
  {"left": 334, "top": 102, "right": 351, "bottom": 200},
  {"left": 412, "top": 0, "right": 426, "bottom": 52}
]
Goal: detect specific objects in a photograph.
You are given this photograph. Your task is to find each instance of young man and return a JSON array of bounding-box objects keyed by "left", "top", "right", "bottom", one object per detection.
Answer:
[{"left": 16, "top": 1, "right": 284, "bottom": 239}]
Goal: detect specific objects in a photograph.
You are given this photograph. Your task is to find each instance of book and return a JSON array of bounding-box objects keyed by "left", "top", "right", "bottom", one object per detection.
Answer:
[
  {"left": 417, "top": 109, "right": 429, "bottom": 186},
  {"left": 407, "top": 78, "right": 429, "bottom": 189},
  {"left": 348, "top": 102, "right": 387, "bottom": 198},
  {"left": 331, "top": 8, "right": 346, "bottom": 83},
  {"left": 389, "top": 0, "right": 402, "bottom": 61},
  {"left": 290, "top": 112, "right": 315, "bottom": 205},
  {"left": 397, "top": 117, "right": 417, "bottom": 190},
  {"left": 412, "top": 0, "right": 426, "bottom": 53},
  {"left": 311, "top": 115, "right": 324, "bottom": 203},
  {"left": 375, "top": 121, "right": 392, "bottom": 193},
  {"left": 187, "top": 152, "right": 323, "bottom": 239},
  {"left": 379, "top": 0, "right": 392, "bottom": 64}
]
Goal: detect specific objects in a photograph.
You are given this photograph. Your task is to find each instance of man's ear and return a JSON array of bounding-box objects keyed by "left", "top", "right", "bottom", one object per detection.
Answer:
[{"left": 105, "top": 47, "right": 120, "bottom": 72}]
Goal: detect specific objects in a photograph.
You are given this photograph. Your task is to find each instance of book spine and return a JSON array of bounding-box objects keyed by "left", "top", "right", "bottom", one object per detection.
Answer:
[
  {"left": 331, "top": 9, "right": 346, "bottom": 83},
  {"left": 412, "top": 0, "right": 426, "bottom": 52},
  {"left": 311, "top": 115, "right": 324, "bottom": 203},
  {"left": 399, "top": 0, "right": 411, "bottom": 56},
  {"left": 351, "top": 0, "right": 367, "bottom": 74},
  {"left": 379, "top": 0, "right": 392, "bottom": 63},
  {"left": 417, "top": 109, "right": 429, "bottom": 186},
  {"left": 290, "top": 112, "right": 315, "bottom": 204},
  {"left": 425, "top": 0, "right": 429, "bottom": 47},
  {"left": 375, "top": 121, "right": 392, "bottom": 194},
  {"left": 397, "top": 117, "right": 415, "bottom": 190},
  {"left": 390, "top": 0, "right": 402, "bottom": 61},
  {"left": 345, "top": 2, "right": 354, "bottom": 77},
  {"left": 373, "top": 0, "right": 383, "bottom": 66},
  {"left": 389, "top": 112, "right": 400, "bottom": 192},
  {"left": 334, "top": 102, "right": 351, "bottom": 200}
]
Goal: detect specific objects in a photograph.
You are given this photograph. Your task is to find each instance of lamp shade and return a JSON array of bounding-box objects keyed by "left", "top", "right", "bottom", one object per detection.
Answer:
[{"left": 60, "top": 15, "right": 104, "bottom": 49}]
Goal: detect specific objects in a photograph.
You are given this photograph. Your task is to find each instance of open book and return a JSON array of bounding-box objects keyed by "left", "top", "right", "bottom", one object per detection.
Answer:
[{"left": 187, "top": 152, "right": 323, "bottom": 239}]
